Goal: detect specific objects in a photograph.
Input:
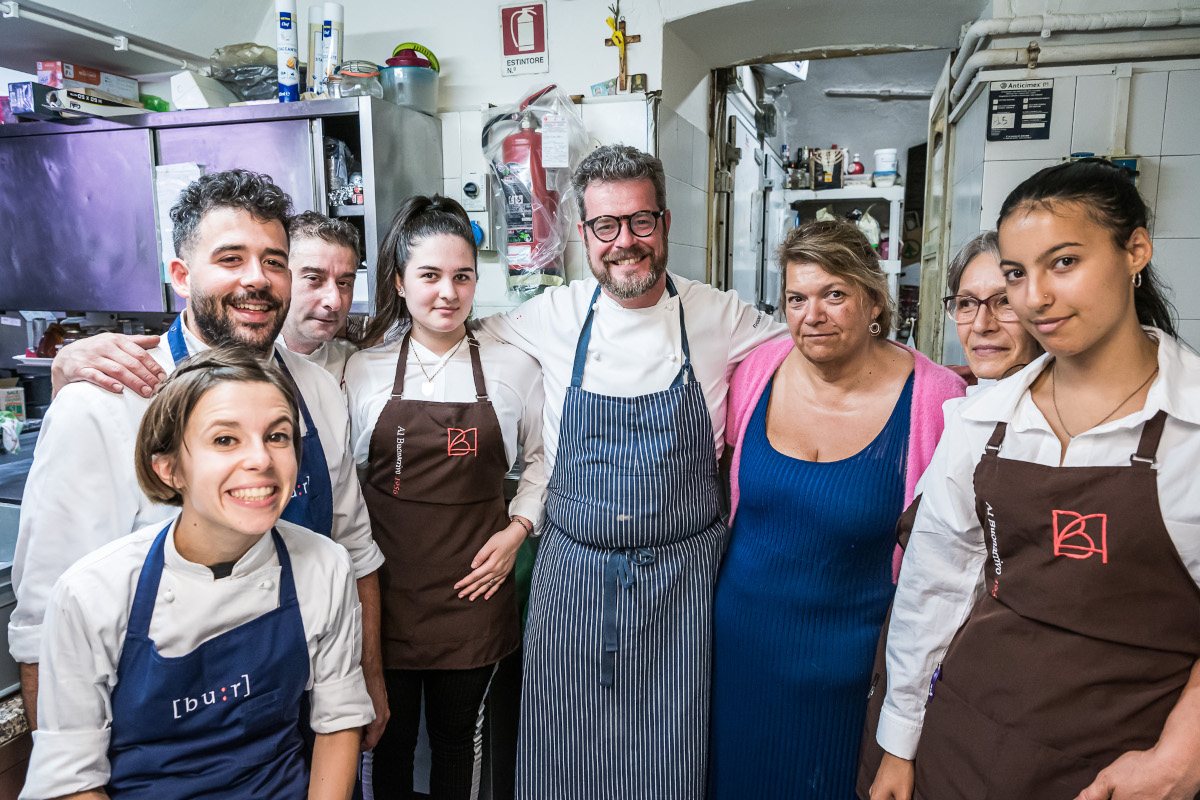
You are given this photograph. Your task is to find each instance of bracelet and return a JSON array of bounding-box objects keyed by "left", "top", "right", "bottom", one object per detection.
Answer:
[{"left": 510, "top": 516, "right": 533, "bottom": 536}]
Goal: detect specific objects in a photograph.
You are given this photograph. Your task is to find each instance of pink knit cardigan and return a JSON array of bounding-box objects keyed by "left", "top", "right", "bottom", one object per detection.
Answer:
[{"left": 725, "top": 338, "right": 966, "bottom": 581}]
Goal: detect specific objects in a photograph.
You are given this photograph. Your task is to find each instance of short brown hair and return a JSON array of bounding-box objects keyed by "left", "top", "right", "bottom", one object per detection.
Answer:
[
  {"left": 136, "top": 348, "right": 301, "bottom": 506},
  {"left": 778, "top": 220, "right": 895, "bottom": 337},
  {"left": 289, "top": 210, "right": 361, "bottom": 257}
]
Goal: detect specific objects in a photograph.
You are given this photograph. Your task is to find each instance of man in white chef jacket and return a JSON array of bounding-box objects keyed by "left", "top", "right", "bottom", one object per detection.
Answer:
[
  {"left": 477, "top": 144, "right": 789, "bottom": 796},
  {"left": 276, "top": 210, "right": 361, "bottom": 384},
  {"left": 52, "top": 210, "right": 362, "bottom": 393},
  {"left": 12, "top": 170, "right": 389, "bottom": 749}
]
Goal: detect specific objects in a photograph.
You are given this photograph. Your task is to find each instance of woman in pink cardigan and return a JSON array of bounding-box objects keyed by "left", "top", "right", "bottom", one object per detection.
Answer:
[{"left": 709, "top": 221, "right": 964, "bottom": 800}]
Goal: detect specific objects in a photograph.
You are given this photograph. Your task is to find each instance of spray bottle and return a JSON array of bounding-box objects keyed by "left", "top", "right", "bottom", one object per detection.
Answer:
[
  {"left": 276, "top": 0, "right": 299, "bottom": 101},
  {"left": 322, "top": 3, "right": 344, "bottom": 90},
  {"left": 307, "top": 5, "right": 325, "bottom": 92}
]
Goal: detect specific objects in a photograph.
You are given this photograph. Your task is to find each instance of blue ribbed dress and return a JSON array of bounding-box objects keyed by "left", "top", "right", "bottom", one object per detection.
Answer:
[{"left": 709, "top": 373, "right": 912, "bottom": 799}]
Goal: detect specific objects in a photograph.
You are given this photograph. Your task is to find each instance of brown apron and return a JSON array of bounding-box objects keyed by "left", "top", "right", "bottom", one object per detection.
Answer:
[
  {"left": 363, "top": 333, "right": 521, "bottom": 671},
  {"left": 913, "top": 411, "right": 1200, "bottom": 799}
]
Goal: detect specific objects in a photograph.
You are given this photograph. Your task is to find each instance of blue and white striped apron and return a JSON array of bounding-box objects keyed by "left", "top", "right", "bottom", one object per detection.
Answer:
[{"left": 517, "top": 277, "right": 727, "bottom": 799}]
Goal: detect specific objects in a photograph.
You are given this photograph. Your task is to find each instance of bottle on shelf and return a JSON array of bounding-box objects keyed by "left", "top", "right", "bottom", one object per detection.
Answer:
[
  {"left": 780, "top": 143, "right": 790, "bottom": 169},
  {"left": 848, "top": 154, "right": 865, "bottom": 175}
]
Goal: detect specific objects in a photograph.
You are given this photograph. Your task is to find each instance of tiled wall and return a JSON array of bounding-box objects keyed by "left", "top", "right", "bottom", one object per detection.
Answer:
[
  {"left": 659, "top": 110, "right": 711, "bottom": 282},
  {"left": 944, "top": 61, "right": 1200, "bottom": 360}
]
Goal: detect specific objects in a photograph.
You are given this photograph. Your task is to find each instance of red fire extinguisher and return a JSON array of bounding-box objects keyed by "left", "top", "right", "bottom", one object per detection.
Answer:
[{"left": 483, "top": 85, "right": 563, "bottom": 294}]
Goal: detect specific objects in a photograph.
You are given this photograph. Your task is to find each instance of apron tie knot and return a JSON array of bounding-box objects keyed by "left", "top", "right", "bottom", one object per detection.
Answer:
[{"left": 601, "top": 548, "right": 656, "bottom": 687}]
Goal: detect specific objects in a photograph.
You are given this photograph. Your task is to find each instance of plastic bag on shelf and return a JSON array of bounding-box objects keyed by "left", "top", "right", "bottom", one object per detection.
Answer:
[
  {"left": 481, "top": 84, "right": 588, "bottom": 299},
  {"left": 211, "top": 43, "right": 279, "bottom": 101}
]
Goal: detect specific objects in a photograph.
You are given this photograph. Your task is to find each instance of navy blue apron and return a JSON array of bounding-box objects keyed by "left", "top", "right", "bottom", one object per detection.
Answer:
[
  {"left": 165, "top": 316, "right": 334, "bottom": 536},
  {"left": 517, "top": 277, "right": 727, "bottom": 799},
  {"left": 106, "top": 522, "right": 310, "bottom": 798}
]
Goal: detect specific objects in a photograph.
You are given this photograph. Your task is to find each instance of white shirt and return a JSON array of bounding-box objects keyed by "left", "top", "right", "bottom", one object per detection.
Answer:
[
  {"left": 343, "top": 331, "right": 547, "bottom": 527},
  {"left": 477, "top": 273, "right": 788, "bottom": 472},
  {"left": 282, "top": 336, "right": 358, "bottom": 385},
  {"left": 878, "top": 329, "right": 1200, "bottom": 760},
  {"left": 10, "top": 324, "right": 384, "bottom": 664},
  {"left": 20, "top": 518, "right": 373, "bottom": 800}
]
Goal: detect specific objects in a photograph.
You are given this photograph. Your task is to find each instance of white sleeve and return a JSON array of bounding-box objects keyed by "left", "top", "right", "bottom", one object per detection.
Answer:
[
  {"left": 21, "top": 578, "right": 116, "bottom": 800},
  {"left": 10, "top": 387, "right": 142, "bottom": 664},
  {"left": 307, "top": 547, "right": 375, "bottom": 734},
  {"left": 315, "top": 375, "right": 385, "bottom": 580},
  {"left": 724, "top": 291, "right": 790, "bottom": 368},
  {"left": 507, "top": 364, "right": 547, "bottom": 530},
  {"left": 475, "top": 300, "right": 549, "bottom": 361},
  {"left": 877, "top": 410, "right": 989, "bottom": 759}
]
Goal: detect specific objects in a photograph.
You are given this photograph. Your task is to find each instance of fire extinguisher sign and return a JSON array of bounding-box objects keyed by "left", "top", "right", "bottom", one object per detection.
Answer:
[{"left": 500, "top": 2, "right": 549, "bottom": 76}]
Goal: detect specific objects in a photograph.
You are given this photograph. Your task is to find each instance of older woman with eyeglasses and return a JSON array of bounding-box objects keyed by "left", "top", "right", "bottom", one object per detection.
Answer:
[{"left": 944, "top": 231, "right": 1043, "bottom": 385}]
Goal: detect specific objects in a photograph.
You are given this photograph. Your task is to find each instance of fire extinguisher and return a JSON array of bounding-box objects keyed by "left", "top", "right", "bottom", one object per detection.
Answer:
[{"left": 482, "top": 85, "right": 563, "bottom": 295}]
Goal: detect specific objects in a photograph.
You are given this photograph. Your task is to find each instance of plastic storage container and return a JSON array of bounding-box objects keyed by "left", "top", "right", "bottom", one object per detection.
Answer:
[
  {"left": 874, "top": 148, "right": 898, "bottom": 174},
  {"left": 335, "top": 60, "right": 383, "bottom": 99},
  {"left": 381, "top": 49, "right": 438, "bottom": 115}
]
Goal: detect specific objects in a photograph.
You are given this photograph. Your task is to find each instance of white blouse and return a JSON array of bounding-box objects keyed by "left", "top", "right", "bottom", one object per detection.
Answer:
[
  {"left": 343, "top": 330, "right": 547, "bottom": 527},
  {"left": 282, "top": 336, "right": 359, "bottom": 385},
  {"left": 878, "top": 329, "right": 1200, "bottom": 761},
  {"left": 22, "top": 519, "right": 373, "bottom": 800},
  {"left": 477, "top": 272, "right": 788, "bottom": 472}
]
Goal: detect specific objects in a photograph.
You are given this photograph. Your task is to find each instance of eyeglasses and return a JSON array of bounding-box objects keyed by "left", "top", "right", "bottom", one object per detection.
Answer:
[
  {"left": 582, "top": 210, "right": 665, "bottom": 242},
  {"left": 942, "top": 292, "right": 1019, "bottom": 323}
]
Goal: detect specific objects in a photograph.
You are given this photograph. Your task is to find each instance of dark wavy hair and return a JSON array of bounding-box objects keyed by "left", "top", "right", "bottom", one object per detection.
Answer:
[
  {"left": 170, "top": 169, "right": 293, "bottom": 260},
  {"left": 289, "top": 209, "right": 361, "bottom": 256},
  {"left": 363, "top": 195, "right": 477, "bottom": 346},
  {"left": 997, "top": 158, "right": 1176, "bottom": 337},
  {"left": 136, "top": 347, "right": 301, "bottom": 507}
]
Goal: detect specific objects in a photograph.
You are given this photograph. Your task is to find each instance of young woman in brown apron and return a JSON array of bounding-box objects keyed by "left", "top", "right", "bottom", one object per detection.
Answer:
[
  {"left": 870, "top": 159, "right": 1200, "bottom": 800},
  {"left": 342, "top": 196, "right": 546, "bottom": 800}
]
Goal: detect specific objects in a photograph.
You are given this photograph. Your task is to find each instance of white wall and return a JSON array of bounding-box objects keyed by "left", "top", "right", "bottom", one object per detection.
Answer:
[{"left": 253, "top": 0, "right": 665, "bottom": 112}]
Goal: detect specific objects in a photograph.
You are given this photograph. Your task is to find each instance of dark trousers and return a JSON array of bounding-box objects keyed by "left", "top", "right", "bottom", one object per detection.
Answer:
[{"left": 373, "top": 664, "right": 497, "bottom": 800}]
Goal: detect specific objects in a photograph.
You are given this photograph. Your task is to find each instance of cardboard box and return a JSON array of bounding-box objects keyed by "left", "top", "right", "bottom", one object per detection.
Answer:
[
  {"left": 1, "top": 387, "right": 24, "bottom": 423},
  {"left": 7, "top": 82, "right": 60, "bottom": 120},
  {"left": 809, "top": 149, "right": 845, "bottom": 190},
  {"left": 37, "top": 60, "right": 139, "bottom": 102}
]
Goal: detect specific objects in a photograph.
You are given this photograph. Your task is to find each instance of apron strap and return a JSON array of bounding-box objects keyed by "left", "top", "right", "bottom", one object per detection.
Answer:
[
  {"left": 270, "top": 528, "right": 300, "bottom": 608},
  {"left": 1131, "top": 410, "right": 1169, "bottom": 468},
  {"left": 273, "top": 352, "right": 317, "bottom": 440},
  {"left": 570, "top": 277, "right": 691, "bottom": 389},
  {"left": 165, "top": 314, "right": 191, "bottom": 366},
  {"left": 984, "top": 421, "right": 1008, "bottom": 454},
  {"left": 466, "top": 332, "right": 489, "bottom": 401},
  {"left": 600, "top": 547, "right": 656, "bottom": 688},
  {"left": 392, "top": 335, "right": 412, "bottom": 397},
  {"left": 126, "top": 522, "right": 174, "bottom": 637}
]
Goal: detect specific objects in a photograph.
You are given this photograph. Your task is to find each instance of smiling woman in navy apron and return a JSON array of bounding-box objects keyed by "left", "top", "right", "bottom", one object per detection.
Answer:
[
  {"left": 20, "top": 348, "right": 373, "bottom": 800},
  {"left": 870, "top": 160, "right": 1200, "bottom": 800},
  {"left": 343, "top": 196, "right": 546, "bottom": 800},
  {"left": 517, "top": 274, "right": 727, "bottom": 799}
]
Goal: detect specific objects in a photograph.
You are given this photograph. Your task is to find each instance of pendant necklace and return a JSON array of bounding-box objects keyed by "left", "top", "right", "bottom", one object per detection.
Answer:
[
  {"left": 1051, "top": 359, "right": 1159, "bottom": 439},
  {"left": 411, "top": 335, "right": 465, "bottom": 397}
]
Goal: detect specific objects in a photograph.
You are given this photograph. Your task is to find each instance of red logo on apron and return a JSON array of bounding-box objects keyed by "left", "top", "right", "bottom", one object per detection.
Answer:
[
  {"left": 447, "top": 427, "right": 478, "bottom": 457},
  {"left": 1052, "top": 510, "right": 1108, "bottom": 563}
]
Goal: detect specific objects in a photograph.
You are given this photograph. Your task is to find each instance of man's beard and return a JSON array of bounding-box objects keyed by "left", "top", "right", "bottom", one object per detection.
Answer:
[
  {"left": 587, "top": 240, "right": 669, "bottom": 300},
  {"left": 190, "top": 286, "right": 288, "bottom": 354}
]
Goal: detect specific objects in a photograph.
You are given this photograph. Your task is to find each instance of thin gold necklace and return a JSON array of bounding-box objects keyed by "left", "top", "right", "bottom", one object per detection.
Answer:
[
  {"left": 1051, "top": 359, "right": 1159, "bottom": 439},
  {"left": 410, "top": 334, "right": 466, "bottom": 397}
]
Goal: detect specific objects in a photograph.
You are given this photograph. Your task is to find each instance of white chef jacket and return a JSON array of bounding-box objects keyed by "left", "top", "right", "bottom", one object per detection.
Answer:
[
  {"left": 477, "top": 273, "right": 788, "bottom": 472},
  {"left": 343, "top": 330, "right": 547, "bottom": 528},
  {"left": 21, "top": 518, "right": 373, "bottom": 800},
  {"left": 10, "top": 322, "right": 384, "bottom": 664},
  {"left": 878, "top": 328, "right": 1200, "bottom": 761},
  {"left": 282, "top": 335, "right": 358, "bottom": 385}
]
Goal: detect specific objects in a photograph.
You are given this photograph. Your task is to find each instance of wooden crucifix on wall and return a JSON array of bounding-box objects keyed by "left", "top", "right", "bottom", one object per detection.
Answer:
[{"left": 604, "top": 17, "right": 640, "bottom": 92}]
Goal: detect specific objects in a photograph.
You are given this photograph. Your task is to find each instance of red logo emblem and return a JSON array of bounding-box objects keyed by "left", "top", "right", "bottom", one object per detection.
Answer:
[
  {"left": 447, "top": 428, "right": 478, "bottom": 457},
  {"left": 1052, "top": 510, "right": 1108, "bottom": 563}
]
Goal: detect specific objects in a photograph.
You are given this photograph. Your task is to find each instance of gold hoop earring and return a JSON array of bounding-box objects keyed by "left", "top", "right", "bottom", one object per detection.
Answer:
[
  {"left": 868, "top": 321, "right": 882, "bottom": 336},
  {"left": 1132, "top": 271, "right": 1142, "bottom": 288}
]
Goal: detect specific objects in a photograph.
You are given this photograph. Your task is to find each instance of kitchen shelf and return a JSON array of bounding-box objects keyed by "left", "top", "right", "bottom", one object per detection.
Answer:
[{"left": 783, "top": 186, "right": 905, "bottom": 203}]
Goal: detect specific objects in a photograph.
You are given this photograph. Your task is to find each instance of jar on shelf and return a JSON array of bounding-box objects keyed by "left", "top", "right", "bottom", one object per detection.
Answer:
[{"left": 335, "top": 60, "right": 384, "bottom": 99}]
